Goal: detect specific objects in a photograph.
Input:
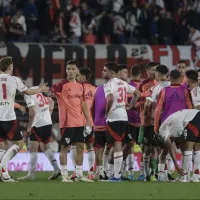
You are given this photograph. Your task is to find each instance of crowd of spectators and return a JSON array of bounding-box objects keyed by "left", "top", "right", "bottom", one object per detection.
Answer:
[{"left": 0, "top": 0, "right": 200, "bottom": 45}]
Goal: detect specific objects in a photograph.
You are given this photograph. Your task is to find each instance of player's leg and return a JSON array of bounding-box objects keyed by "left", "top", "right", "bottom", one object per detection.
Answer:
[
  {"left": 85, "top": 133, "right": 95, "bottom": 180},
  {"left": 106, "top": 121, "right": 127, "bottom": 181},
  {"left": 103, "top": 144, "right": 110, "bottom": 175},
  {"left": 137, "top": 126, "right": 145, "bottom": 180},
  {"left": 59, "top": 128, "right": 73, "bottom": 182},
  {"left": 191, "top": 142, "right": 200, "bottom": 182},
  {"left": 107, "top": 147, "right": 114, "bottom": 178},
  {"left": 0, "top": 121, "right": 23, "bottom": 177},
  {"left": 39, "top": 125, "right": 61, "bottom": 180},
  {"left": 158, "top": 147, "right": 168, "bottom": 181},
  {"left": 74, "top": 127, "right": 93, "bottom": 182},
  {"left": 143, "top": 126, "right": 154, "bottom": 181},
  {"left": 42, "top": 143, "right": 61, "bottom": 180},
  {"left": 69, "top": 144, "right": 76, "bottom": 178}
]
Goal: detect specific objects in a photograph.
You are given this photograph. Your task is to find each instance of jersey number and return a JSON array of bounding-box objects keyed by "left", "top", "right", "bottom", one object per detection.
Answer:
[
  {"left": 2, "top": 84, "right": 7, "bottom": 99},
  {"left": 36, "top": 94, "right": 48, "bottom": 107},
  {"left": 117, "top": 87, "right": 127, "bottom": 103}
]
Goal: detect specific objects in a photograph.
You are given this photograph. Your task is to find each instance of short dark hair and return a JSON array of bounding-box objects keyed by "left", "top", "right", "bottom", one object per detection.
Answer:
[
  {"left": 118, "top": 64, "right": 128, "bottom": 71},
  {"left": 186, "top": 70, "right": 198, "bottom": 82},
  {"left": 156, "top": 65, "right": 169, "bottom": 75},
  {"left": 104, "top": 62, "right": 118, "bottom": 73},
  {"left": 79, "top": 68, "right": 92, "bottom": 81},
  {"left": 177, "top": 60, "right": 187, "bottom": 66},
  {"left": 197, "top": 69, "right": 200, "bottom": 73},
  {"left": 170, "top": 70, "right": 181, "bottom": 80},
  {"left": 0, "top": 56, "right": 13, "bottom": 72},
  {"left": 131, "top": 64, "right": 141, "bottom": 76},
  {"left": 145, "top": 61, "right": 160, "bottom": 70},
  {"left": 67, "top": 60, "right": 79, "bottom": 67}
]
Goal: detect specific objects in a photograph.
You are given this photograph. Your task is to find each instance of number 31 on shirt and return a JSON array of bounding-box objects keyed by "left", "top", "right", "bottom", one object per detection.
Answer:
[{"left": 117, "top": 87, "right": 127, "bottom": 103}]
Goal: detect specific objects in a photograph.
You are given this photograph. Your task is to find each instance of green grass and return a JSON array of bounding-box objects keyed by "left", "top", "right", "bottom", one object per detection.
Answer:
[{"left": 1, "top": 172, "right": 200, "bottom": 200}]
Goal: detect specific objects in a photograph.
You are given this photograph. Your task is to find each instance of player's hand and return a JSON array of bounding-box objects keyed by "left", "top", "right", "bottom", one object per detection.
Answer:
[
  {"left": 39, "top": 83, "right": 49, "bottom": 92},
  {"left": 19, "top": 105, "right": 26, "bottom": 115},
  {"left": 85, "top": 121, "right": 91, "bottom": 128},
  {"left": 175, "top": 164, "right": 185, "bottom": 176},
  {"left": 126, "top": 106, "right": 130, "bottom": 111}
]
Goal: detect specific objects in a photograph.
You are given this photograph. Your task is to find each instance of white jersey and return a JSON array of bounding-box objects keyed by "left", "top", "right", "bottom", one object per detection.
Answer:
[
  {"left": 159, "top": 109, "right": 199, "bottom": 142},
  {"left": 146, "top": 81, "right": 170, "bottom": 103},
  {"left": 104, "top": 78, "right": 136, "bottom": 122},
  {"left": 24, "top": 87, "right": 52, "bottom": 128},
  {"left": 191, "top": 86, "right": 200, "bottom": 107},
  {"left": 0, "top": 74, "right": 27, "bottom": 121}
]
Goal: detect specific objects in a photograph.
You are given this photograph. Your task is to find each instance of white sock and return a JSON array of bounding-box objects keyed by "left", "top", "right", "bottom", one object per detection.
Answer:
[
  {"left": 193, "top": 151, "right": 200, "bottom": 178},
  {"left": 127, "top": 154, "right": 134, "bottom": 176},
  {"left": 0, "top": 150, "right": 8, "bottom": 175},
  {"left": 143, "top": 153, "right": 150, "bottom": 177},
  {"left": 28, "top": 152, "right": 38, "bottom": 177},
  {"left": 158, "top": 164, "right": 165, "bottom": 179},
  {"left": 60, "top": 165, "right": 68, "bottom": 176},
  {"left": 166, "top": 154, "right": 174, "bottom": 173},
  {"left": 114, "top": 151, "right": 123, "bottom": 179},
  {"left": 103, "top": 152, "right": 109, "bottom": 172},
  {"left": 164, "top": 164, "right": 168, "bottom": 178},
  {"left": 140, "top": 162, "right": 144, "bottom": 175},
  {"left": 182, "top": 151, "right": 193, "bottom": 180},
  {"left": 75, "top": 165, "right": 83, "bottom": 178},
  {"left": 0, "top": 145, "right": 19, "bottom": 167},
  {"left": 107, "top": 163, "right": 114, "bottom": 178},
  {"left": 87, "top": 149, "right": 95, "bottom": 175},
  {"left": 97, "top": 166, "right": 104, "bottom": 176},
  {"left": 121, "top": 160, "right": 127, "bottom": 177},
  {"left": 70, "top": 146, "right": 76, "bottom": 171},
  {"left": 45, "top": 149, "right": 60, "bottom": 172}
]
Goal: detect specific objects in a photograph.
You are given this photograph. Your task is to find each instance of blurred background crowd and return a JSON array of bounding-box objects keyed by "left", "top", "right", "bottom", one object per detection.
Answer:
[{"left": 0, "top": 0, "right": 200, "bottom": 45}]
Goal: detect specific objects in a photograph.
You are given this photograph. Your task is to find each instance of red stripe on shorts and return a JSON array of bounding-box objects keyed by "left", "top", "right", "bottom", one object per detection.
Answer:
[
  {"left": 7, "top": 120, "right": 17, "bottom": 140},
  {"left": 106, "top": 123, "right": 123, "bottom": 142},
  {"left": 187, "top": 123, "right": 199, "bottom": 137}
]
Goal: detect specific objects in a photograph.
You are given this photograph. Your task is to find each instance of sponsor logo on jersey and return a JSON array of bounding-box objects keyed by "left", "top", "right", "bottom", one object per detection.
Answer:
[
  {"left": 0, "top": 78, "right": 7, "bottom": 81},
  {"left": 0, "top": 102, "right": 10, "bottom": 106},
  {"left": 67, "top": 94, "right": 81, "bottom": 99}
]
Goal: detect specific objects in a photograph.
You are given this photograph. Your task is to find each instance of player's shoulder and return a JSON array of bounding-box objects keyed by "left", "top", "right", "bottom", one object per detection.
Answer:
[
  {"left": 191, "top": 86, "right": 200, "bottom": 97},
  {"left": 53, "top": 79, "right": 68, "bottom": 87}
]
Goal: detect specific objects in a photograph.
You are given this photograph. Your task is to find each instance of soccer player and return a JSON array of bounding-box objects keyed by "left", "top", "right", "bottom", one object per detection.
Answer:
[
  {"left": 185, "top": 69, "right": 200, "bottom": 181},
  {"left": 126, "top": 65, "right": 142, "bottom": 180},
  {"left": 154, "top": 69, "right": 193, "bottom": 134},
  {"left": 70, "top": 68, "right": 96, "bottom": 180},
  {"left": 117, "top": 64, "right": 138, "bottom": 180},
  {"left": 17, "top": 89, "right": 61, "bottom": 181},
  {"left": 44, "top": 60, "right": 93, "bottom": 182},
  {"left": 103, "top": 62, "right": 140, "bottom": 181},
  {"left": 157, "top": 109, "right": 200, "bottom": 182},
  {"left": 0, "top": 56, "right": 49, "bottom": 181},
  {"left": 136, "top": 61, "right": 158, "bottom": 181},
  {"left": 143, "top": 65, "right": 169, "bottom": 181},
  {"left": 94, "top": 71, "right": 110, "bottom": 180},
  {"left": 176, "top": 60, "right": 187, "bottom": 87}
]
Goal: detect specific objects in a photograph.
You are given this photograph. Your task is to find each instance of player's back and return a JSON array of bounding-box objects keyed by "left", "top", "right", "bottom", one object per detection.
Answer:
[
  {"left": 161, "top": 85, "right": 189, "bottom": 123},
  {"left": 82, "top": 82, "right": 96, "bottom": 125},
  {"left": 0, "top": 74, "right": 26, "bottom": 121},
  {"left": 24, "top": 87, "right": 52, "bottom": 127},
  {"left": 94, "top": 85, "right": 106, "bottom": 130},
  {"left": 104, "top": 78, "right": 129, "bottom": 122},
  {"left": 127, "top": 80, "right": 140, "bottom": 127}
]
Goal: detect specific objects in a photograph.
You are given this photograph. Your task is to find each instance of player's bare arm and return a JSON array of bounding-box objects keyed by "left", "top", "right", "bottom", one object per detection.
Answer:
[
  {"left": 14, "top": 103, "right": 26, "bottom": 115},
  {"left": 48, "top": 97, "right": 54, "bottom": 114},
  {"left": 165, "top": 136, "right": 184, "bottom": 176},
  {"left": 128, "top": 89, "right": 141, "bottom": 110},
  {"left": 81, "top": 101, "right": 91, "bottom": 127},
  {"left": 105, "top": 93, "right": 114, "bottom": 117},
  {"left": 27, "top": 106, "right": 35, "bottom": 134},
  {"left": 24, "top": 83, "right": 49, "bottom": 95}
]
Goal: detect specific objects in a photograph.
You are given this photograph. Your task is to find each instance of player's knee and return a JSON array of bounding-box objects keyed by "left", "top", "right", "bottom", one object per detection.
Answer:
[
  {"left": 15, "top": 140, "right": 24, "bottom": 151},
  {"left": 76, "top": 143, "right": 84, "bottom": 152}
]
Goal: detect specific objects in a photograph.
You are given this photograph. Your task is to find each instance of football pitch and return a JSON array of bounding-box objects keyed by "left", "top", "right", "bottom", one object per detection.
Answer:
[{"left": 1, "top": 172, "right": 200, "bottom": 200}]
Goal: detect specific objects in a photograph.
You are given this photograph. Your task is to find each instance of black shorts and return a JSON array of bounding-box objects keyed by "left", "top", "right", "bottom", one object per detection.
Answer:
[
  {"left": 143, "top": 125, "right": 154, "bottom": 145},
  {"left": 124, "top": 125, "right": 140, "bottom": 144},
  {"left": 60, "top": 126, "right": 84, "bottom": 146},
  {"left": 94, "top": 131, "right": 107, "bottom": 148},
  {"left": 30, "top": 125, "right": 52, "bottom": 144},
  {"left": 0, "top": 120, "right": 22, "bottom": 141},
  {"left": 106, "top": 121, "right": 128, "bottom": 144},
  {"left": 184, "top": 112, "right": 200, "bottom": 143},
  {"left": 85, "top": 128, "right": 94, "bottom": 144}
]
